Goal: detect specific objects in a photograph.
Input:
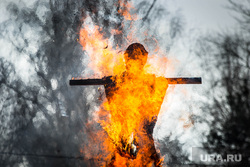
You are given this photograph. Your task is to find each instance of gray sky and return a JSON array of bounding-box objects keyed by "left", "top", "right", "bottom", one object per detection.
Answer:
[{"left": 166, "top": 0, "right": 236, "bottom": 31}]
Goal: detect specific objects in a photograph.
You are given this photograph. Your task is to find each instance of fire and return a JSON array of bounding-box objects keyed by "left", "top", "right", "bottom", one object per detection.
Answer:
[
  {"left": 117, "top": 1, "right": 137, "bottom": 21},
  {"left": 79, "top": 23, "right": 125, "bottom": 78},
  {"left": 99, "top": 68, "right": 168, "bottom": 166},
  {"left": 79, "top": 3, "right": 169, "bottom": 167}
]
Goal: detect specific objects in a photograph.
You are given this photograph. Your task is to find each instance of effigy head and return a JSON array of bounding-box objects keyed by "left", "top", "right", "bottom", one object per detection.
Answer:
[{"left": 124, "top": 43, "right": 148, "bottom": 71}]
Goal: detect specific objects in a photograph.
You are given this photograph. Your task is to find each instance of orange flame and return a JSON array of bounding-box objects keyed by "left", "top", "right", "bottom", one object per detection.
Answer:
[
  {"left": 98, "top": 70, "right": 168, "bottom": 166},
  {"left": 117, "top": 1, "right": 137, "bottom": 21},
  {"left": 79, "top": 2, "right": 170, "bottom": 166},
  {"left": 79, "top": 23, "right": 125, "bottom": 78}
]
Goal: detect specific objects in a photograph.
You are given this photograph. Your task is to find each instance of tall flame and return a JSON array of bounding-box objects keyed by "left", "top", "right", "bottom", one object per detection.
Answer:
[
  {"left": 99, "top": 71, "right": 168, "bottom": 166},
  {"left": 79, "top": 2, "right": 170, "bottom": 166}
]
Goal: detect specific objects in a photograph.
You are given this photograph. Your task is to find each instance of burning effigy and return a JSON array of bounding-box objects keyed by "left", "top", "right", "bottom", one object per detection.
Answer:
[
  {"left": 99, "top": 43, "right": 169, "bottom": 166},
  {"left": 70, "top": 42, "right": 201, "bottom": 166},
  {"left": 69, "top": 2, "right": 201, "bottom": 167}
]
